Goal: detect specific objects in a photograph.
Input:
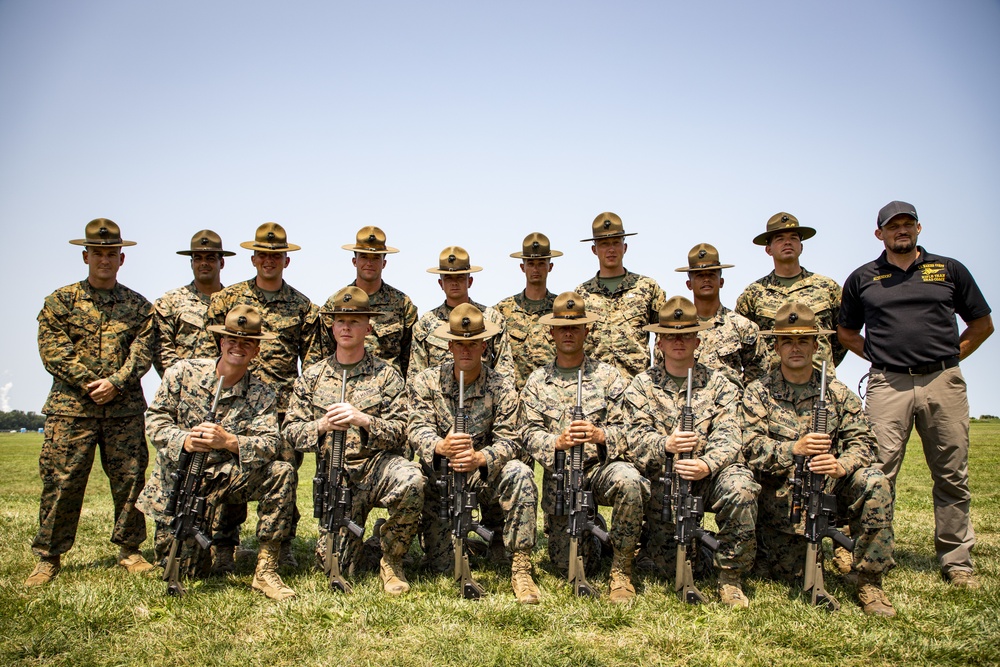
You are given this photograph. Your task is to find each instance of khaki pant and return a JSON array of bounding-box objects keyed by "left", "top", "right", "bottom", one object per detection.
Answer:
[{"left": 865, "top": 365, "right": 974, "bottom": 574}]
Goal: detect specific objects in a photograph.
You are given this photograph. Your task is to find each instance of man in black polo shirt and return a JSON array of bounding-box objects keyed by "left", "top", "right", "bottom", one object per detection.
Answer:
[{"left": 838, "top": 200, "right": 993, "bottom": 589}]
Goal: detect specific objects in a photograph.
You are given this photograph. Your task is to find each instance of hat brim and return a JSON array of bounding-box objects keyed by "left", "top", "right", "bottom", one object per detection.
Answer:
[
  {"left": 537, "top": 313, "right": 600, "bottom": 326},
  {"left": 70, "top": 239, "right": 137, "bottom": 247},
  {"left": 752, "top": 227, "right": 816, "bottom": 246},
  {"left": 580, "top": 232, "right": 638, "bottom": 242},
  {"left": 510, "top": 250, "right": 563, "bottom": 259},
  {"left": 177, "top": 249, "right": 237, "bottom": 257},
  {"left": 319, "top": 309, "right": 384, "bottom": 318},
  {"left": 341, "top": 243, "right": 400, "bottom": 254},
  {"left": 240, "top": 241, "right": 302, "bottom": 252},
  {"left": 674, "top": 263, "right": 735, "bottom": 273},
  {"left": 432, "top": 319, "right": 501, "bottom": 341},
  {"left": 427, "top": 265, "right": 483, "bottom": 275},
  {"left": 759, "top": 327, "right": 836, "bottom": 337},
  {"left": 643, "top": 321, "right": 714, "bottom": 334},
  {"left": 206, "top": 324, "right": 278, "bottom": 341}
]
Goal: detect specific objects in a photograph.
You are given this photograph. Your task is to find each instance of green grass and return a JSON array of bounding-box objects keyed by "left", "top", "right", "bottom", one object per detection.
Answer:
[{"left": 1, "top": 425, "right": 998, "bottom": 666}]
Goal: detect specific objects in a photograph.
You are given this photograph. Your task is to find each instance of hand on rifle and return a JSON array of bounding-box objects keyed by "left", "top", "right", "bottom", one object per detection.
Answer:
[
  {"left": 436, "top": 432, "right": 485, "bottom": 473},
  {"left": 807, "top": 453, "right": 846, "bottom": 479},
  {"left": 87, "top": 378, "right": 119, "bottom": 405},
  {"left": 318, "top": 401, "right": 371, "bottom": 435},
  {"left": 185, "top": 421, "right": 238, "bottom": 454},
  {"left": 792, "top": 432, "right": 832, "bottom": 457},
  {"left": 556, "top": 419, "right": 605, "bottom": 450},
  {"left": 674, "top": 457, "right": 710, "bottom": 481},
  {"left": 664, "top": 427, "right": 697, "bottom": 455}
]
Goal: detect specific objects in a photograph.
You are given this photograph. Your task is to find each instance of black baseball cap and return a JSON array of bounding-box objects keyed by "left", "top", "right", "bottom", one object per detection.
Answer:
[{"left": 877, "top": 201, "right": 918, "bottom": 228}]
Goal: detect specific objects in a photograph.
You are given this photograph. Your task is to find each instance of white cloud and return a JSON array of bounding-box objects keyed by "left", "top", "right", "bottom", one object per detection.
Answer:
[{"left": 0, "top": 382, "right": 11, "bottom": 412}]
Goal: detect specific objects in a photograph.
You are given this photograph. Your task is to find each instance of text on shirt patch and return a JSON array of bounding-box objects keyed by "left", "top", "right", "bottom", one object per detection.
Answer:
[{"left": 920, "top": 263, "right": 947, "bottom": 283}]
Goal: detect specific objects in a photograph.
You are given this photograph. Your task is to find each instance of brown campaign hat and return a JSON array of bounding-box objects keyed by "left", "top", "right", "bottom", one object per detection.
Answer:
[
  {"left": 580, "top": 212, "right": 638, "bottom": 242},
  {"left": 240, "top": 222, "right": 301, "bottom": 252},
  {"left": 207, "top": 305, "right": 277, "bottom": 340},
  {"left": 643, "top": 296, "right": 713, "bottom": 334},
  {"left": 341, "top": 225, "right": 399, "bottom": 254},
  {"left": 69, "top": 218, "right": 136, "bottom": 247},
  {"left": 426, "top": 246, "right": 482, "bottom": 274},
  {"left": 510, "top": 232, "right": 563, "bottom": 259},
  {"left": 432, "top": 303, "right": 501, "bottom": 341},
  {"left": 674, "top": 243, "right": 735, "bottom": 272},
  {"left": 177, "top": 229, "right": 236, "bottom": 257},
  {"left": 752, "top": 212, "right": 817, "bottom": 246},
  {"left": 759, "top": 301, "right": 835, "bottom": 337},
  {"left": 538, "top": 291, "right": 600, "bottom": 326},
  {"left": 877, "top": 200, "right": 918, "bottom": 228},
  {"left": 319, "top": 286, "right": 384, "bottom": 317}
]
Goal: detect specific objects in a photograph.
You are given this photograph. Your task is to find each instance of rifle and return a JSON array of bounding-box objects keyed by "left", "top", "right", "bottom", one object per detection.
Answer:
[
  {"left": 558, "top": 368, "right": 607, "bottom": 598},
  {"left": 163, "top": 375, "right": 225, "bottom": 596},
  {"left": 438, "top": 370, "right": 494, "bottom": 599},
  {"left": 790, "top": 361, "right": 855, "bottom": 611},
  {"left": 314, "top": 368, "right": 364, "bottom": 593},
  {"left": 672, "top": 367, "right": 720, "bottom": 604}
]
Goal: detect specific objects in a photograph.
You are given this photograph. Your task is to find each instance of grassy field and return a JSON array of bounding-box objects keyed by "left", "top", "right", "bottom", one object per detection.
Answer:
[{"left": 1, "top": 425, "right": 998, "bottom": 667}]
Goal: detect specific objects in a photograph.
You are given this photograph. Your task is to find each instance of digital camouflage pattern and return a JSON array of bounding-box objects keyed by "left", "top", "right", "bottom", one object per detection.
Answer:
[
  {"left": 152, "top": 282, "right": 219, "bottom": 377},
  {"left": 624, "top": 363, "right": 758, "bottom": 575},
  {"left": 575, "top": 271, "right": 666, "bottom": 380},
  {"left": 283, "top": 352, "right": 424, "bottom": 570},
  {"left": 742, "top": 368, "right": 895, "bottom": 577},
  {"left": 206, "top": 278, "right": 320, "bottom": 412},
  {"left": 694, "top": 305, "right": 767, "bottom": 390},
  {"left": 493, "top": 290, "right": 557, "bottom": 392},
  {"left": 315, "top": 280, "right": 418, "bottom": 378},
  {"left": 735, "top": 268, "right": 847, "bottom": 373},
  {"left": 408, "top": 300, "right": 515, "bottom": 382},
  {"left": 407, "top": 362, "right": 535, "bottom": 571},
  {"left": 519, "top": 357, "right": 648, "bottom": 572}
]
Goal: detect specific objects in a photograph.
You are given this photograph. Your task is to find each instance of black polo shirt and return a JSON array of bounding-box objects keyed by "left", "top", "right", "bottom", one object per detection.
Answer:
[{"left": 839, "top": 246, "right": 991, "bottom": 368}]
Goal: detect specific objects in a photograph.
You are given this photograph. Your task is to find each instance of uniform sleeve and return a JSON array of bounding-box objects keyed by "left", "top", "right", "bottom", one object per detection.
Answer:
[
  {"left": 398, "top": 298, "right": 418, "bottom": 379},
  {"left": 601, "top": 371, "right": 629, "bottom": 461},
  {"left": 300, "top": 302, "right": 323, "bottom": 369},
  {"left": 623, "top": 374, "right": 667, "bottom": 474},
  {"left": 740, "top": 319, "right": 768, "bottom": 384},
  {"left": 827, "top": 280, "right": 849, "bottom": 366},
  {"left": 37, "top": 292, "right": 100, "bottom": 392},
  {"left": 152, "top": 297, "right": 176, "bottom": 378},
  {"left": 108, "top": 300, "right": 154, "bottom": 391},
  {"left": 519, "top": 376, "right": 560, "bottom": 473},
  {"left": 735, "top": 284, "right": 756, "bottom": 322},
  {"left": 364, "top": 368, "right": 408, "bottom": 453},
  {"left": 407, "top": 372, "right": 443, "bottom": 466},
  {"left": 838, "top": 270, "right": 865, "bottom": 330},
  {"left": 145, "top": 365, "right": 190, "bottom": 462},
  {"left": 741, "top": 381, "right": 795, "bottom": 476},
  {"left": 407, "top": 319, "right": 430, "bottom": 383},
  {"left": 478, "top": 380, "right": 521, "bottom": 482},
  {"left": 234, "top": 387, "right": 281, "bottom": 471},
  {"left": 829, "top": 385, "right": 876, "bottom": 477},
  {"left": 699, "top": 378, "right": 742, "bottom": 474},
  {"left": 282, "top": 371, "right": 322, "bottom": 453},
  {"left": 950, "top": 258, "right": 993, "bottom": 322}
]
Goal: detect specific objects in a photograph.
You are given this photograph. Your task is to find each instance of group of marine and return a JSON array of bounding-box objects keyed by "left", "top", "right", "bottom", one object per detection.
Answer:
[{"left": 25, "top": 204, "right": 993, "bottom": 620}]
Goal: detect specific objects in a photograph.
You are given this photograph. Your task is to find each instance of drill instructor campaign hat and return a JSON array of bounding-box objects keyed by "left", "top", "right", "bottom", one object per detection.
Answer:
[
  {"left": 510, "top": 232, "right": 563, "bottom": 259},
  {"left": 752, "top": 212, "right": 817, "bottom": 246},
  {"left": 876, "top": 200, "right": 918, "bottom": 228},
  {"left": 427, "top": 246, "right": 483, "bottom": 274},
  {"left": 580, "top": 212, "right": 638, "bottom": 242},
  {"left": 207, "top": 305, "right": 277, "bottom": 340},
  {"left": 69, "top": 219, "right": 136, "bottom": 247},
  {"left": 674, "top": 243, "right": 735, "bottom": 272},
  {"left": 759, "top": 302, "right": 835, "bottom": 337},
  {"left": 240, "top": 222, "right": 301, "bottom": 252},
  {"left": 177, "top": 230, "right": 236, "bottom": 257},
  {"left": 643, "top": 296, "right": 714, "bottom": 335},
  {"left": 341, "top": 226, "right": 399, "bottom": 254},
  {"left": 319, "top": 286, "right": 385, "bottom": 318},
  {"left": 538, "top": 292, "right": 600, "bottom": 326},
  {"left": 433, "top": 303, "right": 501, "bottom": 341}
]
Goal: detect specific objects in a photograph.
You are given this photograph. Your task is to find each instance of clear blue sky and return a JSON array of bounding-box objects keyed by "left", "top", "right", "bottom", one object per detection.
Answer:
[{"left": 1, "top": 1, "right": 997, "bottom": 416}]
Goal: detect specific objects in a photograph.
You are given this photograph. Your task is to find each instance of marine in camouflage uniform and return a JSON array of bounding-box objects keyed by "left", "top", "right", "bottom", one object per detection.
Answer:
[
  {"left": 408, "top": 304, "right": 540, "bottom": 603},
  {"left": 676, "top": 243, "right": 766, "bottom": 390},
  {"left": 623, "top": 296, "right": 758, "bottom": 607},
  {"left": 519, "top": 292, "right": 649, "bottom": 602},
  {"left": 284, "top": 287, "right": 423, "bottom": 595},
  {"left": 735, "top": 213, "right": 846, "bottom": 374},
  {"left": 494, "top": 233, "right": 562, "bottom": 392},
  {"left": 408, "top": 246, "right": 514, "bottom": 382},
  {"left": 575, "top": 212, "right": 666, "bottom": 380},
  {"left": 314, "top": 226, "right": 418, "bottom": 378},
  {"left": 742, "top": 302, "right": 895, "bottom": 616},
  {"left": 27, "top": 219, "right": 155, "bottom": 588},
  {"left": 152, "top": 230, "right": 235, "bottom": 376}
]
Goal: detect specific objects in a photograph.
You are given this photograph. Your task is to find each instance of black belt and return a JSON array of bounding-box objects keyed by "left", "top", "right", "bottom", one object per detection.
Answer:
[{"left": 872, "top": 357, "right": 959, "bottom": 376}]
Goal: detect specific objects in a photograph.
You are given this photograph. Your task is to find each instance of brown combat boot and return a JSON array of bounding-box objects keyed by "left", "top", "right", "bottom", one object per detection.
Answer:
[
  {"left": 25, "top": 556, "right": 61, "bottom": 587},
  {"left": 211, "top": 544, "right": 236, "bottom": 576},
  {"left": 379, "top": 555, "right": 411, "bottom": 596},
  {"left": 833, "top": 545, "right": 854, "bottom": 576},
  {"left": 857, "top": 573, "right": 895, "bottom": 617},
  {"left": 510, "top": 550, "right": 540, "bottom": 604},
  {"left": 252, "top": 541, "right": 296, "bottom": 601},
  {"left": 717, "top": 569, "right": 750, "bottom": 608},
  {"left": 947, "top": 569, "right": 981, "bottom": 590},
  {"left": 609, "top": 551, "right": 636, "bottom": 604},
  {"left": 278, "top": 541, "right": 298, "bottom": 571},
  {"left": 118, "top": 547, "right": 155, "bottom": 573}
]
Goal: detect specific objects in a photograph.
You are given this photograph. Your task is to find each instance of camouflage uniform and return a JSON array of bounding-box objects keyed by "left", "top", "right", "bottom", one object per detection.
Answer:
[
  {"left": 493, "top": 290, "right": 557, "bottom": 392},
  {"left": 33, "top": 280, "right": 153, "bottom": 558},
  {"left": 520, "top": 357, "right": 649, "bottom": 574},
  {"left": 408, "top": 301, "right": 515, "bottom": 383},
  {"left": 575, "top": 272, "right": 666, "bottom": 380},
  {"left": 624, "top": 363, "right": 758, "bottom": 576},
  {"left": 138, "top": 359, "right": 294, "bottom": 561},
  {"left": 408, "top": 361, "right": 536, "bottom": 572},
  {"left": 283, "top": 353, "right": 424, "bottom": 571},
  {"left": 742, "top": 368, "right": 895, "bottom": 578},
  {"left": 152, "top": 281, "right": 219, "bottom": 377},
  {"left": 735, "top": 269, "right": 847, "bottom": 373},
  {"left": 315, "top": 280, "right": 418, "bottom": 379},
  {"left": 695, "top": 306, "right": 767, "bottom": 391}
]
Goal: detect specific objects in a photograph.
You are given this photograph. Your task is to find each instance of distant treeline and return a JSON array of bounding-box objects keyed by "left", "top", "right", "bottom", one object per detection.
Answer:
[{"left": 0, "top": 410, "right": 45, "bottom": 431}]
